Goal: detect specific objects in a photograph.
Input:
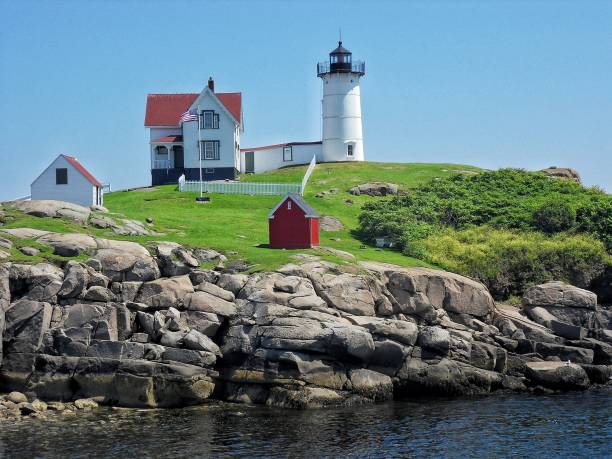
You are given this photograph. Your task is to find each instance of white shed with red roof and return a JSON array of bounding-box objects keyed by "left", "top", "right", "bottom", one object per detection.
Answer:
[{"left": 31, "top": 154, "right": 104, "bottom": 207}]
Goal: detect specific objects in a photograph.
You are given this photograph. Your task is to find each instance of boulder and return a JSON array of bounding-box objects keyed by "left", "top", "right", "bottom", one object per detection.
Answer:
[
  {"left": 195, "top": 281, "right": 235, "bottom": 302},
  {"left": 348, "top": 368, "right": 393, "bottom": 401},
  {"left": 524, "top": 306, "right": 586, "bottom": 340},
  {"left": 316, "top": 273, "right": 377, "bottom": 316},
  {"left": 35, "top": 233, "right": 93, "bottom": 257},
  {"left": 4, "top": 300, "right": 52, "bottom": 353},
  {"left": 192, "top": 248, "right": 227, "bottom": 264},
  {"left": 89, "top": 215, "right": 118, "bottom": 229},
  {"left": 136, "top": 276, "right": 193, "bottom": 309},
  {"left": 395, "top": 358, "right": 502, "bottom": 396},
  {"left": 418, "top": 326, "right": 451, "bottom": 354},
  {"left": 18, "top": 247, "right": 39, "bottom": 256},
  {"left": 348, "top": 182, "right": 398, "bottom": 196},
  {"left": 156, "top": 242, "right": 200, "bottom": 277},
  {"left": 58, "top": 262, "right": 89, "bottom": 298},
  {"left": 524, "top": 361, "right": 590, "bottom": 390},
  {"left": 319, "top": 216, "right": 344, "bottom": 232},
  {"left": 189, "top": 269, "right": 220, "bottom": 286},
  {"left": 369, "top": 339, "right": 409, "bottom": 375},
  {"left": 183, "top": 329, "right": 221, "bottom": 356},
  {"left": 94, "top": 238, "right": 150, "bottom": 258},
  {"left": 112, "top": 219, "right": 153, "bottom": 236},
  {"left": 161, "top": 347, "right": 216, "bottom": 367},
  {"left": 182, "top": 311, "right": 222, "bottom": 337},
  {"left": 94, "top": 249, "right": 160, "bottom": 282},
  {"left": 83, "top": 286, "right": 116, "bottom": 303},
  {"left": 217, "top": 273, "right": 248, "bottom": 295},
  {"left": 523, "top": 282, "right": 597, "bottom": 310},
  {"left": 386, "top": 267, "right": 495, "bottom": 319},
  {"left": 2, "top": 228, "right": 52, "bottom": 239},
  {"left": 540, "top": 167, "right": 581, "bottom": 183},
  {"left": 183, "top": 291, "right": 237, "bottom": 317},
  {"left": 0, "top": 237, "right": 12, "bottom": 250},
  {"left": 12, "top": 200, "right": 91, "bottom": 224}
]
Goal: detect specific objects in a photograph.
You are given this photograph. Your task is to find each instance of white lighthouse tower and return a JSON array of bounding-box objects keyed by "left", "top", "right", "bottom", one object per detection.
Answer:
[{"left": 317, "top": 41, "right": 366, "bottom": 162}]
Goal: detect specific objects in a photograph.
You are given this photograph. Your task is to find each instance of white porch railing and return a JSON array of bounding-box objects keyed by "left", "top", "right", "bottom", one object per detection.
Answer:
[
  {"left": 153, "top": 159, "right": 173, "bottom": 169},
  {"left": 178, "top": 175, "right": 300, "bottom": 195}
]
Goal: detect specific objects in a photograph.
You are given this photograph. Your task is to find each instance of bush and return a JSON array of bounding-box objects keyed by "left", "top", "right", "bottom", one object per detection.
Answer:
[
  {"left": 358, "top": 168, "right": 612, "bottom": 251},
  {"left": 532, "top": 199, "right": 576, "bottom": 234},
  {"left": 414, "top": 227, "right": 610, "bottom": 299}
]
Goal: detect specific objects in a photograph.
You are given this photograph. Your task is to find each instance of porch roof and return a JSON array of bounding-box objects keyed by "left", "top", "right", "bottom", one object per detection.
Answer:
[{"left": 151, "top": 135, "right": 183, "bottom": 144}]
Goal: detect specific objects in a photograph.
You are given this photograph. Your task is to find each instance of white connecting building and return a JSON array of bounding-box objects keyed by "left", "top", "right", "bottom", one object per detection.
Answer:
[{"left": 240, "top": 41, "right": 366, "bottom": 173}]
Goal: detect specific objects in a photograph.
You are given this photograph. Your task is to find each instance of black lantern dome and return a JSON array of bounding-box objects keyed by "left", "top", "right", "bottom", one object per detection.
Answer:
[{"left": 317, "top": 41, "right": 365, "bottom": 77}]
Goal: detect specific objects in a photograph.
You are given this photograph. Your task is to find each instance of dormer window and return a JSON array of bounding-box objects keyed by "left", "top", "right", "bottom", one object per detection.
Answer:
[{"left": 200, "top": 110, "right": 219, "bottom": 129}]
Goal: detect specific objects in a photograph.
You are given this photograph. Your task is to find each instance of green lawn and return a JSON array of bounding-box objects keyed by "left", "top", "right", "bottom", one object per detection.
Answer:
[{"left": 3, "top": 162, "right": 482, "bottom": 271}]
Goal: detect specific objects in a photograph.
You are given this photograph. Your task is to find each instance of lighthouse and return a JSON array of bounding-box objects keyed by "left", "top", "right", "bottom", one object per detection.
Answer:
[{"left": 317, "top": 41, "right": 366, "bottom": 162}]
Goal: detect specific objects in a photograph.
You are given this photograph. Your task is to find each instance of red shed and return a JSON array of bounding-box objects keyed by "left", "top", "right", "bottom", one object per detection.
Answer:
[{"left": 268, "top": 193, "right": 320, "bottom": 249}]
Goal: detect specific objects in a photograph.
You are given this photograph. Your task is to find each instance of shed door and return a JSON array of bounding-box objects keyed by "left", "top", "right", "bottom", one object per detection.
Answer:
[{"left": 245, "top": 151, "right": 255, "bottom": 173}]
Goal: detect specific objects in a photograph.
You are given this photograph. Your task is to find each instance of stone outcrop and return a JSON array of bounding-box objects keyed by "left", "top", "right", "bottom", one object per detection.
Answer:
[
  {"left": 348, "top": 183, "right": 398, "bottom": 196},
  {"left": 540, "top": 167, "right": 581, "bottom": 184},
  {"left": 0, "top": 235, "right": 610, "bottom": 410},
  {"left": 11, "top": 200, "right": 91, "bottom": 224}
]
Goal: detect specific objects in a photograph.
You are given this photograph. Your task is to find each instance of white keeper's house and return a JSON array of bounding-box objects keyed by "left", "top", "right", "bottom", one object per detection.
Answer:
[{"left": 144, "top": 41, "right": 365, "bottom": 185}]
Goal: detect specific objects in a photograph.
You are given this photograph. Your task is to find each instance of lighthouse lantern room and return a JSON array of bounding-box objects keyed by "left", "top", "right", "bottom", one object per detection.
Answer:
[{"left": 317, "top": 41, "right": 366, "bottom": 163}]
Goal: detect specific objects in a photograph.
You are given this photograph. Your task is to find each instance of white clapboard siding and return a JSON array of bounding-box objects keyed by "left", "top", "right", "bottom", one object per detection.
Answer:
[{"left": 31, "top": 155, "right": 100, "bottom": 207}]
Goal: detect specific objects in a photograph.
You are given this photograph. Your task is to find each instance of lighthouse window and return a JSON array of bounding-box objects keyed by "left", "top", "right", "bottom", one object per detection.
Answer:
[
  {"left": 283, "top": 146, "right": 293, "bottom": 162},
  {"left": 331, "top": 55, "right": 337, "bottom": 64},
  {"left": 347, "top": 145, "right": 354, "bottom": 157}
]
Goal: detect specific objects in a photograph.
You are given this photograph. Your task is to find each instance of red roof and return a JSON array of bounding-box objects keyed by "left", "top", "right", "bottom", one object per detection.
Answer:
[
  {"left": 144, "top": 92, "right": 242, "bottom": 127},
  {"left": 151, "top": 135, "right": 183, "bottom": 143},
  {"left": 62, "top": 155, "right": 102, "bottom": 187},
  {"left": 240, "top": 141, "right": 322, "bottom": 152}
]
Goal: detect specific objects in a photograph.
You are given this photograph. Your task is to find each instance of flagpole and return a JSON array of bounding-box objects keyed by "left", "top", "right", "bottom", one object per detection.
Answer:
[{"left": 197, "top": 105, "right": 202, "bottom": 198}]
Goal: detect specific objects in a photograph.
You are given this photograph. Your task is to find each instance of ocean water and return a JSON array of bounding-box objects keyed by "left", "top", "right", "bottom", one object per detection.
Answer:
[{"left": 1, "top": 389, "right": 610, "bottom": 458}]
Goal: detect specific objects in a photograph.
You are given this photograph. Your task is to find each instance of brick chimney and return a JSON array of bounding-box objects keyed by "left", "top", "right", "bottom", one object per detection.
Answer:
[{"left": 208, "top": 77, "right": 214, "bottom": 92}]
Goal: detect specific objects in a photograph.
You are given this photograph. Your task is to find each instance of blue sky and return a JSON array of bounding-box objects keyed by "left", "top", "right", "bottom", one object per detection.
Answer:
[{"left": 1, "top": 0, "right": 611, "bottom": 200}]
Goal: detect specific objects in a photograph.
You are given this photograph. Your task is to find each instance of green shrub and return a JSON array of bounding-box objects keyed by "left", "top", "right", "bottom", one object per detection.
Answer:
[
  {"left": 414, "top": 227, "right": 610, "bottom": 299},
  {"left": 532, "top": 199, "right": 576, "bottom": 234},
  {"left": 358, "top": 168, "right": 611, "bottom": 250}
]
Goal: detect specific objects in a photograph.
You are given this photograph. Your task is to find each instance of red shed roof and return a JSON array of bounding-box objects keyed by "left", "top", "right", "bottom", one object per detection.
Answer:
[
  {"left": 62, "top": 155, "right": 102, "bottom": 187},
  {"left": 268, "top": 193, "right": 319, "bottom": 219},
  {"left": 144, "top": 92, "right": 242, "bottom": 127}
]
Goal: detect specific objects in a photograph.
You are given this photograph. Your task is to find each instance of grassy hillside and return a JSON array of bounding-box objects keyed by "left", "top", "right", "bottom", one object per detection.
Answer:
[{"left": 97, "top": 162, "right": 481, "bottom": 271}]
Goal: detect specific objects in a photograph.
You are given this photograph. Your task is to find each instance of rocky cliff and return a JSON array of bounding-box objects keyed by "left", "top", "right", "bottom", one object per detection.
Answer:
[{"left": 0, "top": 230, "right": 610, "bottom": 409}]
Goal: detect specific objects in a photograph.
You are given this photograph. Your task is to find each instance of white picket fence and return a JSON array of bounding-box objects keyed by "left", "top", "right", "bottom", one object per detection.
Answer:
[
  {"left": 179, "top": 176, "right": 300, "bottom": 196},
  {"left": 178, "top": 156, "right": 317, "bottom": 196}
]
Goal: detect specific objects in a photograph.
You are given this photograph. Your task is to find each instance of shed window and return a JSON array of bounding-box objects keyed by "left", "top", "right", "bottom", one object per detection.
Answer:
[
  {"left": 283, "top": 146, "right": 293, "bottom": 162},
  {"left": 56, "top": 168, "right": 68, "bottom": 185},
  {"left": 287, "top": 201, "right": 292, "bottom": 210}
]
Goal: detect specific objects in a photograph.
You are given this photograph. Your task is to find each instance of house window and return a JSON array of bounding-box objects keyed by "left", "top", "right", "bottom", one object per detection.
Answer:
[
  {"left": 287, "top": 201, "right": 292, "bottom": 210},
  {"left": 156, "top": 146, "right": 168, "bottom": 156},
  {"left": 347, "top": 144, "right": 354, "bottom": 157},
  {"left": 205, "top": 168, "right": 215, "bottom": 174},
  {"left": 200, "top": 111, "right": 219, "bottom": 129},
  {"left": 283, "top": 146, "right": 293, "bottom": 162},
  {"left": 200, "top": 140, "right": 220, "bottom": 160},
  {"left": 56, "top": 168, "right": 68, "bottom": 185}
]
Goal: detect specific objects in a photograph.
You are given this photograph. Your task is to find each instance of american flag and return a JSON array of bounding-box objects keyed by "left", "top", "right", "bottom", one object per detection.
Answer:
[{"left": 179, "top": 109, "right": 198, "bottom": 124}]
